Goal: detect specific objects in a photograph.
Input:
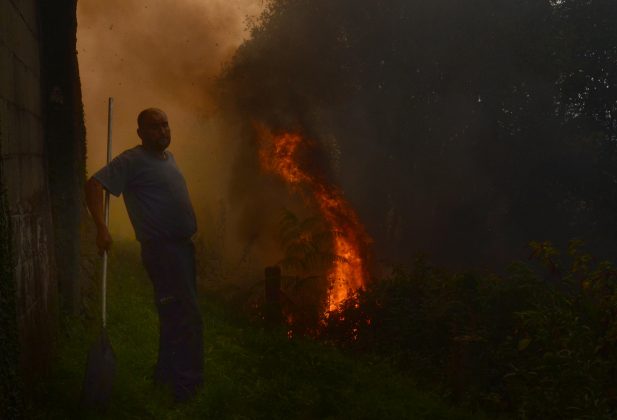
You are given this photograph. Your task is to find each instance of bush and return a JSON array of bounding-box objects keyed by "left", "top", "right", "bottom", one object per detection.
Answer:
[{"left": 322, "top": 241, "right": 617, "bottom": 419}]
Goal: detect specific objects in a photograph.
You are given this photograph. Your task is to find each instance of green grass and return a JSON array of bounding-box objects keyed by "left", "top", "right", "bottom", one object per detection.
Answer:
[{"left": 30, "top": 241, "right": 488, "bottom": 419}]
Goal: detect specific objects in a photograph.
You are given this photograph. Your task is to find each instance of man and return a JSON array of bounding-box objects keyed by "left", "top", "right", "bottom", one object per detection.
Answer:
[{"left": 85, "top": 108, "right": 204, "bottom": 402}]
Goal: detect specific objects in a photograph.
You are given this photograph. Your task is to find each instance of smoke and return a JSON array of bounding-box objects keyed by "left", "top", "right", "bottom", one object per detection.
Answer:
[
  {"left": 218, "top": 0, "right": 617, "bottom": 272},
  {"left": 77, "top": 0, "right": 266, "bottom": 246},
  {"left": 79, "top": 0, "right": 617, "bottom": 279}
]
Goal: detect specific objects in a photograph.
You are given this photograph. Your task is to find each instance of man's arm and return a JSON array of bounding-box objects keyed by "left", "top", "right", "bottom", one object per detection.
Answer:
[{"left": 85, "top": 177, "right": 112, "bottom": 255}]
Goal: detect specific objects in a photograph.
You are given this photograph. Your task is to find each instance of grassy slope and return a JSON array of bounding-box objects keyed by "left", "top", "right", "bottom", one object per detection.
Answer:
[{"left": 30, "top": 241, "right": 487, "bottom": 420}]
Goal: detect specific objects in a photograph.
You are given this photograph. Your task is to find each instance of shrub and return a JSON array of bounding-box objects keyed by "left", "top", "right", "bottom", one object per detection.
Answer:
[{"left": 323, "top": 241, "right": 617, "bottom": 419}]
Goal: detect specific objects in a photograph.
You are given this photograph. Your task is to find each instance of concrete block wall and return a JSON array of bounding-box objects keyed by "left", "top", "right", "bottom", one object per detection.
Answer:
[{"left": 0, "top": 0, "right": 58, "bottom": 377}]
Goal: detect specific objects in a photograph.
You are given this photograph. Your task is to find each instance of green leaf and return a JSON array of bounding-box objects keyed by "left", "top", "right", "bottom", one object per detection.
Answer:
[{"left": 517, "top": 338, "right": 531, "bottom": 351}]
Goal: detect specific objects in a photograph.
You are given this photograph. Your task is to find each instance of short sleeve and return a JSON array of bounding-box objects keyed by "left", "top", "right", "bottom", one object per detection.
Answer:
[{"left": 93, "top": 152, "right": 132, "bottom": 197}]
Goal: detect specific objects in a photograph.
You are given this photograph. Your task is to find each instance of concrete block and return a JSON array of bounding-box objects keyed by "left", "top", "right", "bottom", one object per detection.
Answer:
[
  {"left": 12, "top": 0, "right": 38, "bottom": 37},
  {"left": 0, "top": 0, "right": 14, "bottom": 46},
  {"left": 15, "top": 26, "right": 39, "bottom": 76},
  {"left": 12, "top": 21, "right": 40, "bottom": 78},
  {"left": 0, "top": 44, "right": 15, "bottom": 104},
  {"left": 13, "top": 57, "right": 41, "bottom": 115},
  {"left": 0, "top": 1, "right": 25, "bottom": 58},
  {"left": 23, "top": 111, "right": 43, "bottom": 154},
  {"left": 4, "top": 154, "right": 46, "bottom": 214},
  {"left": 0, "top": 100, "right": 43, "bottom": 157},
  {"left": 0, "top": 101, "right": 20, "bottom": 155},
  {"left": 11, "top": 211, "right": 53, "bottom": 322},
  {"left": 0, "top": 99, "right": 18, "bottom": 155},
  {"left": 0, "top": 99, "right": 14, "bottom": 154},
  {"left": 1, "top": 0, "right": 40, "bottom": 72},
  {"left": 10, "top": 105, "right": 43, "bottom": 156},
  {"left": 0, "top": 99, "right": 7, "bottom": 151}
]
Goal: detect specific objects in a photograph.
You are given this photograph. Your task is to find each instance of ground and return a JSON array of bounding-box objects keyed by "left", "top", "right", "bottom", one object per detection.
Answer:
[{"left": 30, "top": 241, "right": 488, "bottom": 419}]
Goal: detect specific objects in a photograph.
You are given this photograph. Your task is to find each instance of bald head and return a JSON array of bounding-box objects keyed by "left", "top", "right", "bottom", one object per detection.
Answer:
[
  {"left": 137, "top": 108, "right": 171, "bottom": 155},
  {"left": 137, "top": 108, "right": 167, "bottom": 129}
]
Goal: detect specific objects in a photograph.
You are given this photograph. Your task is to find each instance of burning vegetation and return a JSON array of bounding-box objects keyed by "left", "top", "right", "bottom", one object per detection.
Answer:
[{"left": 254, "top": 123, "right": 370, "bottom": 312}]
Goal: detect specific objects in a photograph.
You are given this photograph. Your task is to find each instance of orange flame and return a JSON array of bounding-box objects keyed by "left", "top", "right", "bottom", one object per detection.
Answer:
[{"left": 255, "top": 123, "right": 370, "bottom": 312}]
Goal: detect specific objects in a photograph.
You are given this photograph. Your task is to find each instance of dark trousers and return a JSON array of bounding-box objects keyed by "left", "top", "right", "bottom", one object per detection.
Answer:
[{"left": 140, "top": 239, "right": 204, "bottom": 400}]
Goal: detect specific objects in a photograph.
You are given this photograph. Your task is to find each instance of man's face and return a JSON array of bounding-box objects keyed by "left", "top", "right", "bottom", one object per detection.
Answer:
[{"left": 138, "top": 110, "right": 171, "bottom": 152}]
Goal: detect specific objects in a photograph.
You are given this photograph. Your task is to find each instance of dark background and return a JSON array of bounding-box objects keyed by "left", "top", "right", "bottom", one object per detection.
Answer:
[{"left": 221, "top": 0, "right": 617, "bottom": 271}]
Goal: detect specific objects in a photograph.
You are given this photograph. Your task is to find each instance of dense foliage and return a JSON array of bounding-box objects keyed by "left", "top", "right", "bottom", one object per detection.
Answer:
[
  {"left": 220, "top": 2, "right": 617, "bottom": 417},
  {"left": 323, "top": 241, "right": 617, "bottom": 419},
  {"left": 222, "top": 0, "right": 617, "bottom": 268}
]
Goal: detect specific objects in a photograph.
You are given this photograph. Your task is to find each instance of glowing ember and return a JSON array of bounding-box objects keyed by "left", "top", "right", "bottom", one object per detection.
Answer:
[{"left": 255, "top": 123, "right": 370, "bottom": 312}]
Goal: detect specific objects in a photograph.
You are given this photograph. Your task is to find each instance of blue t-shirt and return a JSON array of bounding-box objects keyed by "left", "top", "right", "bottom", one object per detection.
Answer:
[{"left": 93, "top": 145, "right": 197, "bottom": 242}]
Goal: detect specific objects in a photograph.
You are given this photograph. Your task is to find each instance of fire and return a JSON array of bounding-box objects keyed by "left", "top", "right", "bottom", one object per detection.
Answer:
[{"left": 255, "top": 123, "right": 370, "bottom": 312}]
